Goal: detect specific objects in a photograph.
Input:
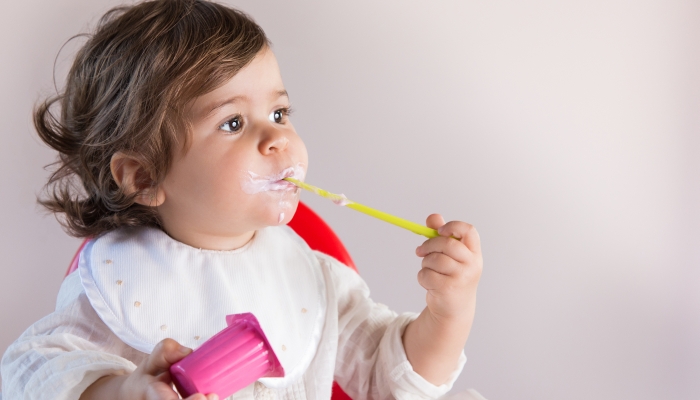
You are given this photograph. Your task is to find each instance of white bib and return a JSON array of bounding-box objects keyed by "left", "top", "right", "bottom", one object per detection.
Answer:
[{"left": 79, "top": 225, "right": 326, "bottom": 388}]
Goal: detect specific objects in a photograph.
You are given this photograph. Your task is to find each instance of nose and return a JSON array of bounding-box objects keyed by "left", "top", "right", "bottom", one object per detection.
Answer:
[{"left": 258, "top": 127, "right": 290, "bottom": 155}]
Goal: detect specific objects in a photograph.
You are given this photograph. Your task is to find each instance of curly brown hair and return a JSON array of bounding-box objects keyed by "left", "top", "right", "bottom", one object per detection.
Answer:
[{"left": 36, "top": 0, "right": 268, "bottom": 238}]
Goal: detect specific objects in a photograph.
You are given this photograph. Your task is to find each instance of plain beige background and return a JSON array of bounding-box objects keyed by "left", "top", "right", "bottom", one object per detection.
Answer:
[{"left": 1, "top": 0, "right": 699, "bottom": 398}]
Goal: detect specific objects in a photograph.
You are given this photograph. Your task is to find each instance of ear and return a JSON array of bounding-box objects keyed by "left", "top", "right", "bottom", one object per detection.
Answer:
[{"left": 110, "top": 151, "right": 165, "bottom": 207}]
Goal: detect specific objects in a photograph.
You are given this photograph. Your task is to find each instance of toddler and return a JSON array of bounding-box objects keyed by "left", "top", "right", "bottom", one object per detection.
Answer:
[{"left": 0, "top": 1, "right": 483, "bottom": 399}]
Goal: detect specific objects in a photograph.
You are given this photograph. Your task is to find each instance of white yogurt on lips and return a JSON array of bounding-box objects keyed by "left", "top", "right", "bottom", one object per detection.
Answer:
[
  {"left": 241, "top": 163, "right": 306, "bottom": 224},
  {"left": 241, "top": 163, "right": 306, "bottom": 194}
]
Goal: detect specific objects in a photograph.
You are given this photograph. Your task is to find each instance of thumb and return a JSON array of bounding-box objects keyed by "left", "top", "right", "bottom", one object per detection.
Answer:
[
  {"left": 142, "top": 338, "right": 192, "bottom": 376},
  {"left": 426, "top": 213, "right": 446, "bottom": 231}
]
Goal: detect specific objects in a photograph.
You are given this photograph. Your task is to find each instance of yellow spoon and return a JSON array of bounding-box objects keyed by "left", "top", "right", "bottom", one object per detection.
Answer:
[{"left": 283, "top": 177, "right": 440, "bottom": 239}]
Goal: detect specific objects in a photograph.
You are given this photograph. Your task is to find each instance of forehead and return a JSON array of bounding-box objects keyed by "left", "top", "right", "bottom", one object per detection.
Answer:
[{"left": 189, "top": 48, "right": 285, "bottom": 119}]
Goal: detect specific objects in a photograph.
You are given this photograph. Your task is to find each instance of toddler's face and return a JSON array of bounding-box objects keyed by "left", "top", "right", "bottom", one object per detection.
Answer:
[{"left": 157, "top": 48, "right": 308, "bottom": 250}]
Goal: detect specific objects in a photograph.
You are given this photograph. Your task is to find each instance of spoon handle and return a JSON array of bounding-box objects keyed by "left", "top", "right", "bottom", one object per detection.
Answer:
[{"left": 284, "top": 177, "right": 440, "bottom": 239}]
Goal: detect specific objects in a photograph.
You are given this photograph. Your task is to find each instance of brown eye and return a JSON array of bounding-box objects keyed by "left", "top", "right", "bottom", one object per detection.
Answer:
[
  {"left": 220, "top": 116, "right": 242, "bottom": 133},
  {"left": 269, "top": 107, "right": 292, "bottom": 124}
]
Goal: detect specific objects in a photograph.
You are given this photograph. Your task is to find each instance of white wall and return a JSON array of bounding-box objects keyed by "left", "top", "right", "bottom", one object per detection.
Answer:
[{"left": 1, "top": 1, "right": 698, "bottom": 398}]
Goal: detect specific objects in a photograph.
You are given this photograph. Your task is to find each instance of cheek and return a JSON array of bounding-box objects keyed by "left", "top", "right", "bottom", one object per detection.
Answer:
[
  {"left": 292, "top": 134, "right": 308, "bottom": 165},
  {"left": 171, "top": 147, "right": 247, "bottom": 206},
  {"left": 299, "top": 148, "right": 309, "bottom": 170},
  {"left": 207, "top": 158, "right": 252, "bottom": 205}
]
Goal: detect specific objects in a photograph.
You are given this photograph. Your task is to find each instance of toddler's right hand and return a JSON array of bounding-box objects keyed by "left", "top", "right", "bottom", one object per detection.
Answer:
[{"left": 81, "top": 338, "right": 218, "bottom": 400}]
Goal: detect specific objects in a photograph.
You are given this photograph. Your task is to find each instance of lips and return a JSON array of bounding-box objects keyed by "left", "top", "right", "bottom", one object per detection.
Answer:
[
  {"left": 241, "top": 163, "right": 306, "bottom": 194},
  {"left": 269, "top": 166, "right": 302, "bottom": 191}
]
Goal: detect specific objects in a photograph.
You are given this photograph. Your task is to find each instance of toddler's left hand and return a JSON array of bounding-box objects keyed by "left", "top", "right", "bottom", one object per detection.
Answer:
[{"left": 415, "top": 214, "right": 483, "bottom": 323}]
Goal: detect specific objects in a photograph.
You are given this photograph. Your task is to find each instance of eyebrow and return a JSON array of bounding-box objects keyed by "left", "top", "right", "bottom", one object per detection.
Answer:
[{"left": 203, "top": 90, "right": 289, "bottom": 118}]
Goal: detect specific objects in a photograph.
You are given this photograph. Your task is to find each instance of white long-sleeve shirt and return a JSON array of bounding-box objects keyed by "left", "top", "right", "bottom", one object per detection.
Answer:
[{"left": 1, "top": 226, "right": 465, "bottom": 400}]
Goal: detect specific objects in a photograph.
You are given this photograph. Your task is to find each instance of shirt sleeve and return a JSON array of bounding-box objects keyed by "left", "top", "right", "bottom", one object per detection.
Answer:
[
  {"left": 1, "top": 271, "right": 142, "bottom": 400},
  {"left": 317, "top": 252, "right": 467, "bottom": 400}
]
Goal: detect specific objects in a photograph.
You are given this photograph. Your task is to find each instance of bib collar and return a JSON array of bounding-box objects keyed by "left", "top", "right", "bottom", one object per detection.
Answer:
[{"left": 79, "top": 225, "right": 326, "bottom": 388}]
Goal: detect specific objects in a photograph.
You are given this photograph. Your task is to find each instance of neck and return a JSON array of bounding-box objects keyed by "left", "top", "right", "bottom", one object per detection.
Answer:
[{"left": 161, "top": 226, "right": 256, "bottom": 251}]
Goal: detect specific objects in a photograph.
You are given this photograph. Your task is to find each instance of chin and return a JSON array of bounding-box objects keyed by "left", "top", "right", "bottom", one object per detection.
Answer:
[{"left": 272, "top": 198, "right": 299, "bottom": 226}]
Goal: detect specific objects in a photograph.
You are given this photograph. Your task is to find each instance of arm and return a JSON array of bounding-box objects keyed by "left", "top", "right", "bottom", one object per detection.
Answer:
[
  {"left": 1, "top": 279, "right": 139, "bottom": 399},
  {"left": 403, "top": 214, "right": 483, "bottom": 385},
  {"left": 324, "top": 252, "right": 466, "bottom": 400},
  {"left": 0, "top": 273, "right": 216, "bottom": 400}
]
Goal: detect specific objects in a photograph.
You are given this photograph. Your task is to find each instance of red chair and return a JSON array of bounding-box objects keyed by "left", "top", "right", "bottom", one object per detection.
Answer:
[{"left": 66, "top": 201, "right": 354, "bottom": 400}]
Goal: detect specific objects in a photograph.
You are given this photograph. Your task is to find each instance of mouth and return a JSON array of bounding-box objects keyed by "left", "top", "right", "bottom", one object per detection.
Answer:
[
  {"left": 242, "top": 163, "right": 306, "bottom": 194},
  {"left": 267, "top": 167, "right": 301, "bottom": 191}
]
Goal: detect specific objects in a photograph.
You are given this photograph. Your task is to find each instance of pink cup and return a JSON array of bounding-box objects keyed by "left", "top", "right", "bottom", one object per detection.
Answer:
[{"left": 170, "top": 313, "right": 284, "bottom": 398}]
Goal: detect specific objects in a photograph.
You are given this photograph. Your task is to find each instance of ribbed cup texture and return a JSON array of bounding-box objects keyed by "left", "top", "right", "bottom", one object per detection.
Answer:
[{"left": 171, "top": 321, "right": 273, "bottom": 398}]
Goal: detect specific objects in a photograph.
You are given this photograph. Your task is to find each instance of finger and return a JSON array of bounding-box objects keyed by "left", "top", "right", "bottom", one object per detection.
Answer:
[
  {"left": 416, "top": 236, "right": 470, "bottom": 264},
  {"left": 437, "top": 221, "right": 481, "bottom": 253},
  {"left": 142, "top": 338, "right": 192, "bottom": 376},
  {"left": 420, "top": 252, "right": 462, "bottom": 276},
  {"left": 417, "top": 266, "right": 451, "bottom": 291},
  {"left": 147, "top": 368, "right": 215, "bottom": 400},
  {"left": 426, "top": 214, "right": 446, "bottom": 230},
  {"left": 145, "top": 380, "right": 185, "bottom": 400}
]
